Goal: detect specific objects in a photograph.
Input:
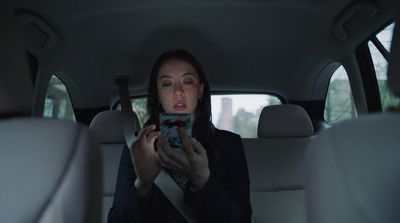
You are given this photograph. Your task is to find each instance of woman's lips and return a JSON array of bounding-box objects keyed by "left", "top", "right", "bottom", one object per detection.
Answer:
[{"left": 174, "top": 103, "right": 187, "bottom": 111}]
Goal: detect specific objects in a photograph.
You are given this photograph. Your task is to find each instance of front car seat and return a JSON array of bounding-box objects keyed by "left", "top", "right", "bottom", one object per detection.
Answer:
[
  {"left": 305, "top": 12, "right": 400, "bottom": 223},
  {"left": 0, "top": 4, "right": 102, "bottom": 223}
]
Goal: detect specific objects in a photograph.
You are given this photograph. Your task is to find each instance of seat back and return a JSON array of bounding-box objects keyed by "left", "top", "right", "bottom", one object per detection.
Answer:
[
  {"left": 0, "top": 5, "right": 102, "bottom": 223},
  {"left": 306, "top": 15, "right": 400, "bottom": 223},
  {"left": 89, "top": 110, "right": 141, "bottom": 223},
  {"left": 243, "top": 104, "right": 313, "bottom": 223}
]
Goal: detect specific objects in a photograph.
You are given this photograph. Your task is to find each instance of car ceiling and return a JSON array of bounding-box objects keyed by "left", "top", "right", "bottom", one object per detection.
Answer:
[{"left": 7, "top": 0, "right": 398, "bottom": 108}]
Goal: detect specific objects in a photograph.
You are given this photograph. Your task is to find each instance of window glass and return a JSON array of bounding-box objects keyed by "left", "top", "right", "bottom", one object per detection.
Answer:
[
  {"left": 368, "top": 22, "right": 400, "bottom": 110},
  {"left": 120, "top": 94, "right": 281, "bottom": 138},
  {"left": 376, "top": 23, "right": 395, "bottom": 52},
  {"left": 211, "top": 94, "right": 281, "bottom": 138},
  {"left": 116, "top": 99, "right": 146, "bottom": 127},
  {"left": 132, "top": 98, "right": 148, "bottom": 127},
  {"left": 43, "top": 75, "right": 75, "bottom": 121},
  {"left": 324, "top": 66, "right": 357, "bottom": 124}
]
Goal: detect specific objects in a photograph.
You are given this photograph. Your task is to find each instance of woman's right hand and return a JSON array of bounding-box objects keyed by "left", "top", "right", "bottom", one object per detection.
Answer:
[{"left": 130, "top": 124, "right": 161, "bottom": 196}]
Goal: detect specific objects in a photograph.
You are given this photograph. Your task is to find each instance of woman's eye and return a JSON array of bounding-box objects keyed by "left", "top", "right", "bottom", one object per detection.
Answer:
[
  {"left": 161, "top": 81, "right": 172, "bottom": 87},
  {"left": 183, "top": 79, "right": 194, "bottom": 85}
]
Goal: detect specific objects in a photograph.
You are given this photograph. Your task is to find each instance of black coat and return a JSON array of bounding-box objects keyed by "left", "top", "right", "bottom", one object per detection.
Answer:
[{"left": 108, "top": 129, "right": 252, "bottom": 223}]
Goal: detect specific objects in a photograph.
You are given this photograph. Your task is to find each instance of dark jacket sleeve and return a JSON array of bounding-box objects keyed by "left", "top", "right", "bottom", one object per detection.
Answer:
[
  {"left": 107, "top": 146, "right": 170, "bottom": 223},
  {"left": 184, "top": 131, "right": 252, "bottom": 223}
]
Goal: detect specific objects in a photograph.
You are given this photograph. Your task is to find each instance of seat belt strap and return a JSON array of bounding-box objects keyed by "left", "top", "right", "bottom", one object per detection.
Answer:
[
  {"left": 154, "top": 169, "right": 199, "bottom": 223},
  {"left": 115, "top": 78, "right": 138, "bottom": 149},
  {"left": 116, "top": 77, "right": 199, "bottom": 223}
]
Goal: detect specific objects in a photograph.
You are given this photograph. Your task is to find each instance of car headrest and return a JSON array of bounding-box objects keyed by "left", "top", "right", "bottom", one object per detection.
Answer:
[
  {"left": 258, "top": 104, "right": 313, "bottom": 138},
  {"left": 89, "top": 110, "right": 141, "bottom": 144},
  {"left": 0, "top": 4, "right": 32, "bottom": 116},
  {"left": 387, "top": 15, "right": 400, "bottom": 97}
]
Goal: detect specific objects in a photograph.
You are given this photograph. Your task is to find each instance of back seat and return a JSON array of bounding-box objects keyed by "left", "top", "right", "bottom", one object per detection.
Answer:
[
  {"left": 89, "top": 110, "right": 141, "bottom": 223},
  {"left": 90, "top": 105, "right": 312, "bottom": 223},
  {"left": 242, "top": 104, "right": 313, "bottom": 223}
]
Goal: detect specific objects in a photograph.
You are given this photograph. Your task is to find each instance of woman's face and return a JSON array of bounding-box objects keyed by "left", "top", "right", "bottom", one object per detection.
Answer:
[{"left": 157, "top": 59, "right": 204, "bottom": 118}]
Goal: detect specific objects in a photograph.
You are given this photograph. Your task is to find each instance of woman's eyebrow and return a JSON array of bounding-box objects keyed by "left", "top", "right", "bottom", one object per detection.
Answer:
[
  {"left": 158, "top": 74, "right": 172, "bottom": 80},
  {"left": 182, "top": 72, "right": 195, "bottom": 77},
  {"left": 159, "top": 72, "right": 195, "bottom": 80}
]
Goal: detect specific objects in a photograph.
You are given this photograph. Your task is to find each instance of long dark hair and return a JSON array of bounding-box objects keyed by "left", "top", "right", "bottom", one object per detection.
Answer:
[{"left": 145, "top": 49, "right": 218, "bottom": 159}]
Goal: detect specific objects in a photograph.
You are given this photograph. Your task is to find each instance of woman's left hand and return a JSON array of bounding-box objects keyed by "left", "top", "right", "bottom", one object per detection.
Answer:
[{"left": 157, "top": 128, "right": 210, "bottom": 191}]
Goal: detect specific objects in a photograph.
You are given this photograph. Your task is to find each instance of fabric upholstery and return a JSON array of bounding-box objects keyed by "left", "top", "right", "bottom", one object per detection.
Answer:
[
  {"left": 243, "top": 104, "right": 313, "bottom": 223},
  {"left": 0, "top": 5, "right": 102, "bottom": 223},
  {"left": 244, "top": 138, "right": 308, "bottom": 192},
  {"left": 0, "top": 119, "right": 102, "bottom": 223},
  {"left": 89, "top": 110, "right": 140, "bottom": 144},
  {"left": 306, "top": 15, "right": 400, "bottom": 223},
  {"left": 306, "top": 114, "right": 400, "bottom": 223},
  {"left": 258, "top": 104, "right": 313, "bottom": 138},
  {"left": 89, "top": 110, "right": 141, "bottom": 223}
]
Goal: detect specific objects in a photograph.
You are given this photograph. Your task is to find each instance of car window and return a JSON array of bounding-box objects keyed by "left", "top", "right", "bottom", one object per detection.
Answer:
[
  {"left": 368, "top": 22, "right": 400, "bottom": 110},
  {"left": 115, "top": 98, "right": 146, "bottom": 127},
  {"left": 119, "top": 94, "right": 281, "bottom": 138},
  {"left": 131, "top": 98, "right": 148, "bottom": 127},
  {"left": 324, "top": 65, "right": 358, "bottom": 124},
  {"left": 43, "top": 75, "right": 76, "bottom": 121},
  {"left": 211, "top": 94, "right": 281, "bottom": 138},
  {"left": 376, "top": 23, "right": 395, "bottom": 52}
]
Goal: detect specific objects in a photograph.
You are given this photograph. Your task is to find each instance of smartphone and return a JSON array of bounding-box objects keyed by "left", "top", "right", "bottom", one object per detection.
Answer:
[{"left": 159, "top": 113, "right": 192, "bottom": 152}]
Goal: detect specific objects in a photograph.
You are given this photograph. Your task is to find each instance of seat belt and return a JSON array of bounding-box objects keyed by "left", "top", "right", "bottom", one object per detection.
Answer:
[
  {"left": 116, "top": 78, "right": 138, "bottom": 149},
  {"left": 116, "top": 77, "right": 199, "bottom": 223}
]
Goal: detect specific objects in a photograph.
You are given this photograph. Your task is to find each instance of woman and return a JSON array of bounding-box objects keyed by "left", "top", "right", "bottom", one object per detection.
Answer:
[{"left": 108, "top": 49, "right": 252, "bottom": 223}]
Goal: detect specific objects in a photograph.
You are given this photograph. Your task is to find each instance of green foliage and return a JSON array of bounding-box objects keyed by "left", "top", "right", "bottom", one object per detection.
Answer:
[
  {"left": 324, "top": 79, "right": 357, "bottom": 124},
  {"left": 232, "top": 105, "right": 264, "bottom": 138},
  {"left": 233, "top": 108, "right": 257, "bottom": 138},
  {"left": 43, "top": 75, "right": 75, "bottom": 121},
  {"left": 378, "top": 80, "right": 400, "bottom": 110},
  {"left": 132, "top": 98, "right": 148, "bottom": 127}
]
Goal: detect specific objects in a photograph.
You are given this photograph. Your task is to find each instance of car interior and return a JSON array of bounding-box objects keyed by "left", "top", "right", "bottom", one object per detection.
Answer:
[
  {"left": 0, "top": 6, "right": 102, "bottom": 223},
  {"left": 1, "top": 0, "right": 399, "bottom": 222}
]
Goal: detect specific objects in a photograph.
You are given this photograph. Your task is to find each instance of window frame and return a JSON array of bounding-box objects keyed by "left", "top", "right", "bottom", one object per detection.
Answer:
[
  {"left": 356, "top": 43, "right": 383, "bottom": 112},
  {"left": 356, "top": 20, "right": 397, "bottom": 112}
]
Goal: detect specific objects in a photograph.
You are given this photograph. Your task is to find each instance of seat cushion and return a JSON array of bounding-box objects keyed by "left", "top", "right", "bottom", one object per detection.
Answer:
[
  {"left": 306, "top": 113, "right": 400, "bottom": 223},
  {"left": 89, "top": 110, "right": 141, "bottom": 223},
  {"left": 0, "top": 118, "right": 102, "bottom": 223}
]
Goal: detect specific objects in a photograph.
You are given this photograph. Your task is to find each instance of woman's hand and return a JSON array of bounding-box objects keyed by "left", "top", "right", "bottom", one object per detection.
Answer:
[
  {"left": 130, "top": 124, "right": 161, "bottom": 196},
  {"left": 157, "top": 128, "right": 210, "bottom": 191}
]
